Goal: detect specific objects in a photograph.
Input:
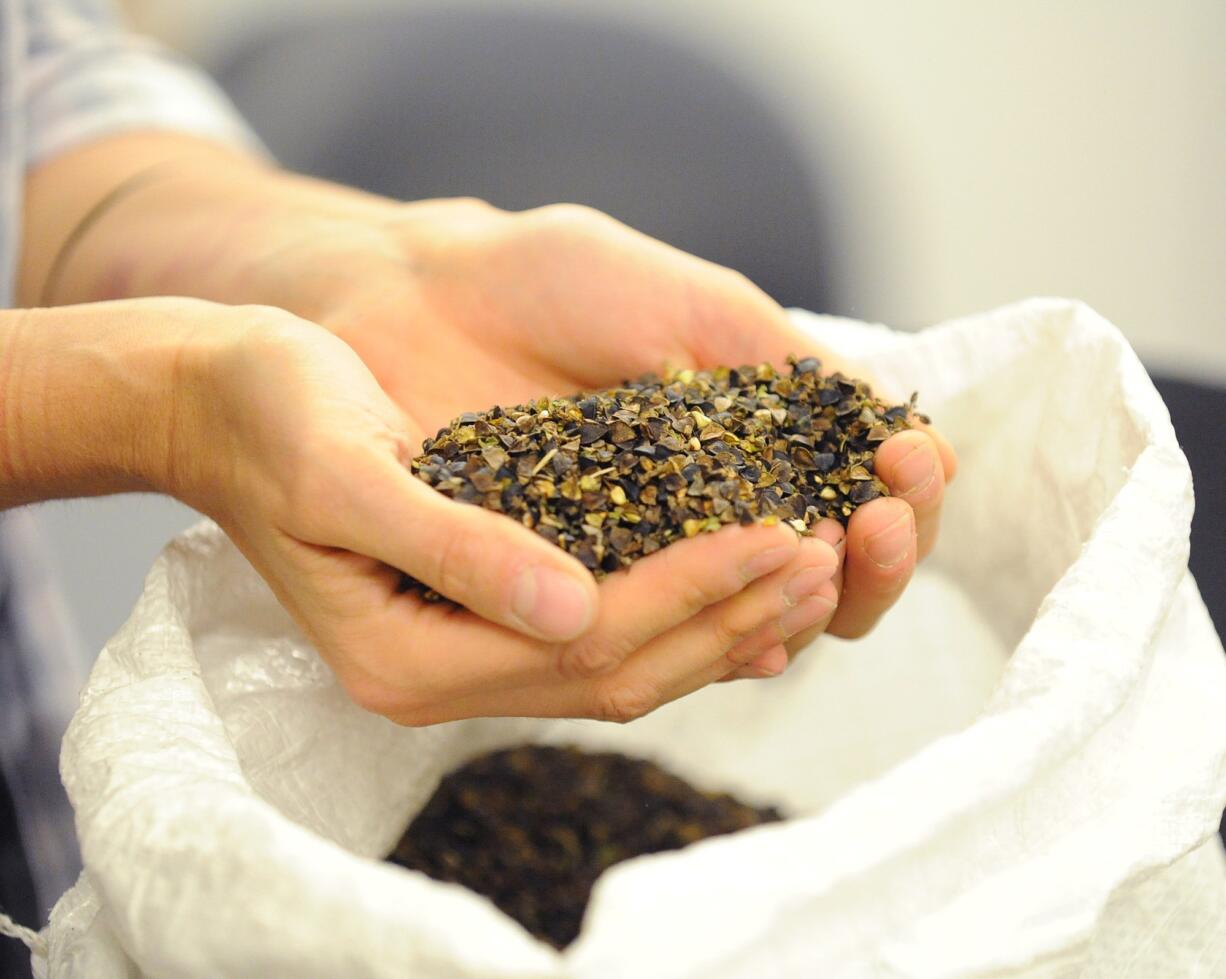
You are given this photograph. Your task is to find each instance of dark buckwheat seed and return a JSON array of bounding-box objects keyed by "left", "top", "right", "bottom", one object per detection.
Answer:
[
  {"left": 387, "top": 745, "right": 783, "bottom": 949},
  {"left": 404, "top": 356, "right": 922, "bottom": 600}
]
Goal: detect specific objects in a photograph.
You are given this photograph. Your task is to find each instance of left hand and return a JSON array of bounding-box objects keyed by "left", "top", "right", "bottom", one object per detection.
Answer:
[{"left": 298, "top": 199, "right": 957, "bottom": 670}]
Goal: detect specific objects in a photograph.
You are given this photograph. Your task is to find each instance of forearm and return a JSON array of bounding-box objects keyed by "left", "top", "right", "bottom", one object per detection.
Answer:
[
  {"left": 0, "top": 302, "right": 189, "bottom": 508},
  {"left": 19, "top": 131, "right": 403, "bottom": 317}
]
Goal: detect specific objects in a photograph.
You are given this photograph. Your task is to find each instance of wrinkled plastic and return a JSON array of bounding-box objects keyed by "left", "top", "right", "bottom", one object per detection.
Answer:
[{"left": 35, "top": 300, "right": 1226, "bottom": 978}]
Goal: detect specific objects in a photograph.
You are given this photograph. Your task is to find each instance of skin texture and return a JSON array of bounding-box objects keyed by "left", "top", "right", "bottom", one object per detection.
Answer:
[{"left": 12, "top": 132, "right": 956, "bottom": 723}]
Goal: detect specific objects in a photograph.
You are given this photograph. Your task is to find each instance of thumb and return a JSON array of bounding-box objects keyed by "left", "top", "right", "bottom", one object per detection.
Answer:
[{"left": 342, "top": 455, "right": 599, "bottom": 641}]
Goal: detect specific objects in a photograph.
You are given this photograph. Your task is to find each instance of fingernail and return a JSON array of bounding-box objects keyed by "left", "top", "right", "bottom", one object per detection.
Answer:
[
  {"left": 783, "top": 565, "right": 832, "bottom": 606},
  {"left": 511, "top": 566, "right": 594, "bottom": 639},
  {"left": 740, "top": 544, "right": 794, "bottom": 582},
  {"left": 894, "top": 442, "right": 936, "bottom": 498},
  {"left": 864, "top": 512, "right": 914, "bottom": 568},
  {"left": 778, "top": 595, "right": 836, "bottom": 637}
]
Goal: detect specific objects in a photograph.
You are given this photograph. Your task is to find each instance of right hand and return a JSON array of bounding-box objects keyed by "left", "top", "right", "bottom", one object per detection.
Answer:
[{"left": 150, "top": 300, "right": 841, "bottom": 724}]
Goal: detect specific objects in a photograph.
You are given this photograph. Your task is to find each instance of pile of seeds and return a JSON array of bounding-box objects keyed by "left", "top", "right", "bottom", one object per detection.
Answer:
[
  {"left": 387, "top": 745, "right": 783, "bottom": 949},
  {"left": 409, "top": 356, "right": 922, "bottom": 585}
]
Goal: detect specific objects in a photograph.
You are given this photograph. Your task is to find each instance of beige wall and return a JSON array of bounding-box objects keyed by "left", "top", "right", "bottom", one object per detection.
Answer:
[{"left": 130, "top": 0, "right": 1226, "bottom": 382}]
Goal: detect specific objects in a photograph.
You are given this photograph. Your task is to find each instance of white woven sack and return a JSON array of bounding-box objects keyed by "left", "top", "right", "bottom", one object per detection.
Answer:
[{"left": 24, "top": 299, "right": 1226, "bottom": 978}]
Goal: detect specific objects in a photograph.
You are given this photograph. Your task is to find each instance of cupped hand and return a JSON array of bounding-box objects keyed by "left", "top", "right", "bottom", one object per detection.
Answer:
[
  {"left": 164, "top": 300, "right": 841, "bottom": 722},
  {"left": 20, "top": 136, "right": 945, "bottom": 703},
  {"left": 301, "top": 200, "right": 957, "bottom": 668}
]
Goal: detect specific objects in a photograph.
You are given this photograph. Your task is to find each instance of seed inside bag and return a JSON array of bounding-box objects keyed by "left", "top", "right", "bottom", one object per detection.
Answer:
[
  {"left": 406, "top": 356, "right": 923, "bottom": 596},
  {"left": 386, "top": 745, "right": 783, "bottom": 949}
]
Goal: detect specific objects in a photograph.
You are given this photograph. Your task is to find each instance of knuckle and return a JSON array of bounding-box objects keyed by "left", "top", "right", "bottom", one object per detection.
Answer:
[
  {"left": 592, "top": 680, "right": 661, "bottom": 724},
  {"left": 658, "top": 544, "right": 726, "bottom": 613},
  {"left": 677, "top": 573, "right": 719, "bottom": 614},
  {"left": 710, "top": 602, "right": 761, "bottom": 651},
  {"left": 535, "top": 202, "right": 607, "bottom": 232},
  {"left": 450, "top": 195, "right": 496, "bottom": 214},
  {"left": 545, "top": 201, "right": 597, "bottom": 220},
  {"left": 562, "top": 632, "right": 631, "bottom": 679},
  {"left": 721, "top": 266, "right": 759, "bottom": 295},
  {"left": 234, "top": 304, "right": 314, "bottom": 346},
  {"left": 723, "top": 638, "right": 760, "bottom": 668}
]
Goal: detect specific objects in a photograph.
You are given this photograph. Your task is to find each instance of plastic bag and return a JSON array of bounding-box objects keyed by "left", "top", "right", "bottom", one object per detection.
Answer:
[{"left": 28, "top": 299, "right": 1226, "bottom": 978}]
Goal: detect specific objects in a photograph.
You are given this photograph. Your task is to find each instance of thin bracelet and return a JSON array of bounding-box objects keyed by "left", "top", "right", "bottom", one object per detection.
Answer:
[{"left": 38, "top": 158, "right": 185, "bottom": 307}]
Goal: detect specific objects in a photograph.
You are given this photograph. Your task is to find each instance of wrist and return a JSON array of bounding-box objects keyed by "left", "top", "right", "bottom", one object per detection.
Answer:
[
  {"left": 0, "top": 301, "right": 205, "bottom": 508},
  {"left": 21, "top": 132, "right": 407, "bottom": 315}
]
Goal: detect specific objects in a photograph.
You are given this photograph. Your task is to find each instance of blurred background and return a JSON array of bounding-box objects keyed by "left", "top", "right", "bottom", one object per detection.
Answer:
[{"left": 33, "top": 0, "right": 1224, "bottom": 664}]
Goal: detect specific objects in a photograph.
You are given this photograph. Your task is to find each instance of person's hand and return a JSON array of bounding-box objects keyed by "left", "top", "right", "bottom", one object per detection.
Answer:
[
  {"left": 297, "top": 200, "right": 957, "bottom": 666},
  {"left": 148, "top": 299, "right": 843, "bottom": 721},
  {"left": 22, "top": 135, "right": 955, "bottom": 683}
]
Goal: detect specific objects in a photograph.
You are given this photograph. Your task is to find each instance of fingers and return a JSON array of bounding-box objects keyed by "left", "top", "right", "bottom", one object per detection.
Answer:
[
  {"left": 390, "top": 535, "right": 839, "bottom": 725},
  {"left": 811, "top": 517, "right": 847, "bottom": 579},
  {"left": 336, "top": 457, "right": 600, "bottom": 642},
  {"left": 547, "top": 554, "right": 835, "bottom": 722},
  {"left": 718, "top": 517, "right": 843, "bottom": 670},
  {"left": 826, "top": 496, "right": 916, "bottom": 639},
  {"left": 275, "top": 516, "right": 810, "bottom": 720},
  {"left": 555, "top": 522, "right": 800, "bottom": 679},
  {"left": 785, "top": 430, "right": 943, "bottom": 641},
  {"left": 719, "top": 577, "right": 838, "bottom": 679},
  {"left": 780, "top": 517, "right": 845, "bottom": 661},
  {"left": 648, "top": 539, "right": 840, "bottom": 700},
  {"left": 283, "top": 396, "right": 943, "bottom": 725},
  {"left": 872, "top": 429, "right": 947, "bottom": 560},
  {"left": 305, "top": 427, "right": 936, "bottom": 724}
]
